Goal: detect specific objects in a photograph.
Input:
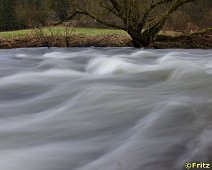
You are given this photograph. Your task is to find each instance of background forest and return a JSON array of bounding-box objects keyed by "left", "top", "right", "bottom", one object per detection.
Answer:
[{"left": 0, "top": 0, "right": 212, "bottom": 33}]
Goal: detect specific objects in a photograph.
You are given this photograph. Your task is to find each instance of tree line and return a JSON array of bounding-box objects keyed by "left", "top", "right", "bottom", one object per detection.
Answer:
[
  {"left": 0, "top": 0, "right": 211, "bottom": 31},
  {"left": 0, "top": 0, "right": 211, "bottom": 47}
]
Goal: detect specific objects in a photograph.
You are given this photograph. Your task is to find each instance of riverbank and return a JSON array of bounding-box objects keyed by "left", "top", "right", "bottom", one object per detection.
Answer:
[{"left": 0, "top": 30, "right": 211, "bottom": 49}]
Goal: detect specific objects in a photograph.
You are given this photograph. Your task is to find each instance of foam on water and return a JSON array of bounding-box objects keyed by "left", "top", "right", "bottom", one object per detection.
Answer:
[{"left": 0, "top": 48, "right": 212, "bottom": 170}]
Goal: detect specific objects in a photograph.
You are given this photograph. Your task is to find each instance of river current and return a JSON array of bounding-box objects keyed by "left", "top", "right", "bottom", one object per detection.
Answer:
[{"left": 0, "top": 48, "right": 212, "bottom": 170}]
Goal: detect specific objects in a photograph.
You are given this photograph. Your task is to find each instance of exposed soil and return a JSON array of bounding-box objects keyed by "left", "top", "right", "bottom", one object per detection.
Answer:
[
  {"left": 0, "top": 31, "right": 211, "bottom": 49},
  {"left": 154, "top": 30, "right": 212, "bottom": 49}
]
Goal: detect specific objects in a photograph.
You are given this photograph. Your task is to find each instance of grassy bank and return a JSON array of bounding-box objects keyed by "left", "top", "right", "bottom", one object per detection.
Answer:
[
  {"left": 0, "top": 27, "right": 127, "bottom": 39},
  {"left": 0, "top": 27, "right": 211, "bottom": 49}
]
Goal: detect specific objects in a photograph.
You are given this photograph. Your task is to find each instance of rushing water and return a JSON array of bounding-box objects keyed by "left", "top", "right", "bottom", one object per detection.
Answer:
[{"left": 0, "top": 48, "right": 212, "bottom": 170}]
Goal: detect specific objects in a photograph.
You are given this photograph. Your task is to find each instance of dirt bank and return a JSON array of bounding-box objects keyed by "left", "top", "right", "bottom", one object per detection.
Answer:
[{"left": 0, "top": 31, "right": 211, "bottom": 49}]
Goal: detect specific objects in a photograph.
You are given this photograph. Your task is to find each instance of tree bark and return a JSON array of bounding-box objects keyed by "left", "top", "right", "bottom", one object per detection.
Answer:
[{"left": 128, "top": 29, "right": 150, "bottom": 47}]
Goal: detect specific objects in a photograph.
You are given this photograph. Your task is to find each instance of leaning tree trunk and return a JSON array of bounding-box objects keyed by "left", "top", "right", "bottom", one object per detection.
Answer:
[
  {"left": 127, "top": 0, "right": 196, "bottom": 48},
  {"left": 128, "top": 29, "right": 151, "bottom": 47}
]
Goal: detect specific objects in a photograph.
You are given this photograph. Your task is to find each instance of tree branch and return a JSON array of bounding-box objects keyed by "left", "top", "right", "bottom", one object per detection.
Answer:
[
  {"left": 53, "top": 12, "right": 78, "bottom": 26},
  {"left": 99, "top": 3, "right": 121, "bottom": 19},
  {"left": 143, "top": 0, "right": 195, "bottom": 37},
  {"left": 109, "top": 0, "right": 121, "bottom": 13},
  {"left": 137, "top": 0, "right": 173, "bottom": 31},
  {"left": 75, "top": 10, "right": 125, "bottom": 30}
]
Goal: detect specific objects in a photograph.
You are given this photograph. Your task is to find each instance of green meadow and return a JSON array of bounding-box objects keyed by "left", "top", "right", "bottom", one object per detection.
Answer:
[{"left": 0, "top": 27, "right": 127, "bottom": 39}]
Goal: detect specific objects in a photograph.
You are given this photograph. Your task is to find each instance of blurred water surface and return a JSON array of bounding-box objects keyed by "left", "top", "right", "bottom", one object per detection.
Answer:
[{"left": 0, "top": 48, "right": 212, "bottom": 170}]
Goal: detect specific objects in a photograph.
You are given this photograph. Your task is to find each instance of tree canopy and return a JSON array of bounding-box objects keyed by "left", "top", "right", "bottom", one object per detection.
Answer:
[{"left": 74, "top": 0, "right": 197, "bottom": 46}]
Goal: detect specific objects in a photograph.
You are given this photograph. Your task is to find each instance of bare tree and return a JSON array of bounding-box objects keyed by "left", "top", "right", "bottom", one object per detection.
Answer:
[{"left": 71, "top": 0, "right": 195, "bottom": 47}]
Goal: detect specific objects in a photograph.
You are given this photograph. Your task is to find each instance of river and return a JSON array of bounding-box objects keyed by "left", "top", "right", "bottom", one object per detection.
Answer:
[{"left": 0, "top": 48, "right": 212, "bottom": 170}]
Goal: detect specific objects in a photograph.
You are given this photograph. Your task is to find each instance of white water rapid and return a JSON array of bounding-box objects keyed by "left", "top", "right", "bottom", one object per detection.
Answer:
[{"left": 0, "top": 48, "right": 212, "bottom": 170}]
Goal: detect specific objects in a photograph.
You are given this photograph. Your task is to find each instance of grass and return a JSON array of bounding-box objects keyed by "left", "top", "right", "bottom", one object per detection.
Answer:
[
  {"left": 159, "top": 30, "right": 183, "bottom": 36},
  {"left": 0, "top": 27, "right": 127, "bottom": 39},
  {"left": 0, "top": 26, "right": 184, "bottom": 40}
]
